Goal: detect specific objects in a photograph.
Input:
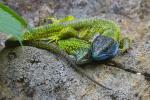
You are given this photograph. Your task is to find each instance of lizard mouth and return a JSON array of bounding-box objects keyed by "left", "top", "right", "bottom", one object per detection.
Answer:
[{"left": 91, "top": 35, "right": 119, "bottom": 61}]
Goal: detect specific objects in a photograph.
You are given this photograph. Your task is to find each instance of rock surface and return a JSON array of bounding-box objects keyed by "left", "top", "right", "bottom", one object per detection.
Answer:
[{"left": 0, "top": 0, "right": 150, "bottom": 100}]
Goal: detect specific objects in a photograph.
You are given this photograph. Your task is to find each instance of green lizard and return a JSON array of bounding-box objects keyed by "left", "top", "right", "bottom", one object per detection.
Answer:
[
  {"left": 5, "top": 15, "right": 131, "bottom": 64},
  {"left": 19, "top": 16, "right": 130, "bottom": 64}
]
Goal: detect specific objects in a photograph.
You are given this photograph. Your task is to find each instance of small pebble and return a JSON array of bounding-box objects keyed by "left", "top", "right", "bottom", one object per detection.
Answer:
[{"left": 136, "top": 73, "right": 141, "bottom": 75}]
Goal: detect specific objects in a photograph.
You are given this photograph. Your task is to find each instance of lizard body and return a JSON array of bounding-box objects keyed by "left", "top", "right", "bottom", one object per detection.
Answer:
[
  {"left": 22, "top": 16, "right": 130, "bottom": 62},
  {"left": 23, "top": 17, "right": 120, "bottom": 42}
]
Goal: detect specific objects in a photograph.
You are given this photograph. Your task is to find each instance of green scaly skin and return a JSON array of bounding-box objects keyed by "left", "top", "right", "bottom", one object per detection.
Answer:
[
  {"left": 23, "top": 17, "right": 121, "bottom": 41},
  {"left": 22, "top": 16, "right": 130, "bottom": 54}
]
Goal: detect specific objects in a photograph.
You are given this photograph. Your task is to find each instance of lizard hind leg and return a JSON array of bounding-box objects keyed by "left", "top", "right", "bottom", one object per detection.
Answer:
[{"left": 119, "top": 37, "right": 131, "bottom": 53}]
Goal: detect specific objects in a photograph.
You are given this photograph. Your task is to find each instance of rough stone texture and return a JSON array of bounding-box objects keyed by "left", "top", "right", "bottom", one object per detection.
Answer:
[
  {"left": 0, "top": 46, "right": 149, "bottom": 100},
  {"left": 1, "top": 0, "right": 150, "bottom": 26},
  {"left": 0, "top": 0, "right": 150, "bottom": 100}
]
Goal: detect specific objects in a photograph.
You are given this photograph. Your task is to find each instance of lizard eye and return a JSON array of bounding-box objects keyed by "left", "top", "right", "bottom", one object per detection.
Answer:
[
  {"left": 102, "top": 46, "right": 109, "bottom": 53},
  {"left": 91, "top": 35, "right": 119, "bottom": 61}
]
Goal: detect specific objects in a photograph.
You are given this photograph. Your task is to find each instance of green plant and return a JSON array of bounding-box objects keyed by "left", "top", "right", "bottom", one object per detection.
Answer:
[{"left": 0, "top": 2, "right": 27, "bottom": 40}]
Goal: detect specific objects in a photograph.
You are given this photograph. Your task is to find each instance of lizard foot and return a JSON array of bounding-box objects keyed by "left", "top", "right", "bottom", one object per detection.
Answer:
[{"left": 119, "top": 37, "right": 131, "bottom": 53}]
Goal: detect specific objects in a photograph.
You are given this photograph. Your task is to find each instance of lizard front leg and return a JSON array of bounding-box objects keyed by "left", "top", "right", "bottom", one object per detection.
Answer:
[{"left": 119, "top": 37, "right": 131, "bottom": 53}]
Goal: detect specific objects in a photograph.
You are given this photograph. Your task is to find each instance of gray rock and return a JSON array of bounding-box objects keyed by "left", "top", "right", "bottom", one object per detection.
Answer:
[
  {"left": 0, "top": 46, "right": 149, "bottom": 100},
  {"left": 1, "top": 0, "right": 149, "bottom": 26}
]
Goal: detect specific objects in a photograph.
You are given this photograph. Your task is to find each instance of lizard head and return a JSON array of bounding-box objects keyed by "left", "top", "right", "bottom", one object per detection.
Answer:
[{"left": 91, "top": 35, "right": 119, "bottom": 61}]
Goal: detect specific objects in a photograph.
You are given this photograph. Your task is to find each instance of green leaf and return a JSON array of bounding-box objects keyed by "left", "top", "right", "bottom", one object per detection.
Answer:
[{"left": 0, "top": 2, "right": 27, "bottom": 40}]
